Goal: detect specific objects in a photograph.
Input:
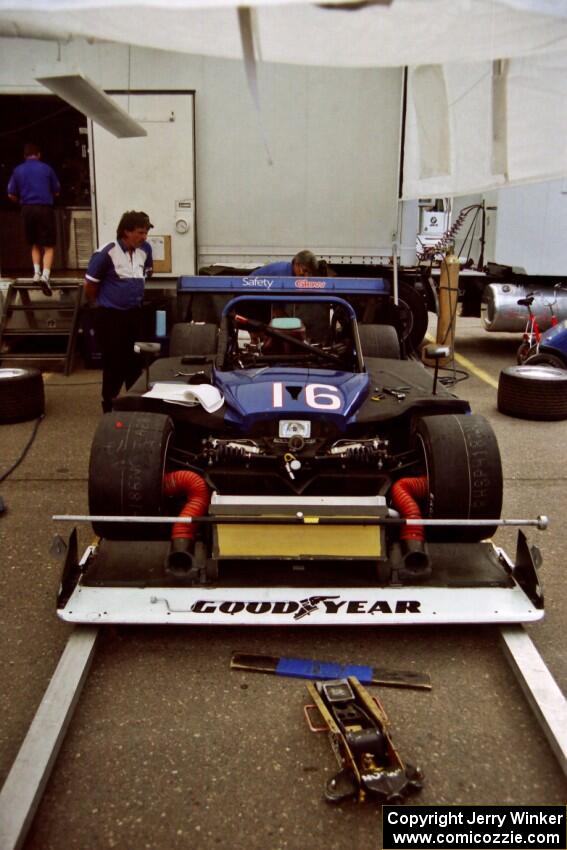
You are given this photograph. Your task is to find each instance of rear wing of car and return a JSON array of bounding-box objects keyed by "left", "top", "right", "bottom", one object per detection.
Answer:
[
  {"left": 177, "top": 275, "right": 390, "bottom": 295},
  {"left": 219, "top": 292, "right": 359, "bottom": 318}
]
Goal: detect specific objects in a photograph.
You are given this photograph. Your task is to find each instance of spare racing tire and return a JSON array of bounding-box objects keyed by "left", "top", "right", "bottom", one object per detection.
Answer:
[
  {"left": 89, "top": 411, "right": 174, "bottom": 540},
  {"left": 0, "top": 367, "right": 45, "bottom": 424},
  {"left": 358, "top": 324, "right": 401, "bottom": 359},
  {"left": 415, "top": 414, "right": 502, "bottom": 542},
  {"left": 497, "top": 365, "right": 567, "bottom": 421},
  {"left": 169, "top": 323, "right": 218, "bottom": 357}
]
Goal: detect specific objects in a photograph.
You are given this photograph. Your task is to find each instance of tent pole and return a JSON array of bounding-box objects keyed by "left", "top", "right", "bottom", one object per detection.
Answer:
[{"left": 392, "top": 66, "right": 408, "bottom": 305}]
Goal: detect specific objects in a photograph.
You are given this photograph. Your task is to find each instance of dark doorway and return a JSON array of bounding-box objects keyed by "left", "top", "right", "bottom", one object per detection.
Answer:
[{"left": 1, "top": 94, "right": 92, "bottom": 276}]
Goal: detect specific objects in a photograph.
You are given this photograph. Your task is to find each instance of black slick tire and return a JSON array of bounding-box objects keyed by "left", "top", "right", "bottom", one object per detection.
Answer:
[
  {"left": 498, "top": 365, "right": 567, "bottom": 421},
  {"left": 169, "top": 323, "right": 218, "bottom": 356},
  {"left": 358, "top": 324, "right": 400, "bottom": 359},
  {"left": 415, "top": 414, "right": 503, "bottom": 542},
  {"left": 89, "top": 411, "right": 173, "bottom": 539},
  {"left": 524, "top": 351, "right": 567, "bottom": 369},
  {"left": 0, "top": 368, "right": 45, "bottom": 424}
]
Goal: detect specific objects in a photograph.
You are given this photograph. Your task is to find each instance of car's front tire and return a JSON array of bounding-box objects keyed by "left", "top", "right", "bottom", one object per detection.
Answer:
[
  {"left": 89, "top": 411, "right": 174, "bottom": 539},
  {"left": 414, "top": 414, "right": 503, "bottom": 542}
]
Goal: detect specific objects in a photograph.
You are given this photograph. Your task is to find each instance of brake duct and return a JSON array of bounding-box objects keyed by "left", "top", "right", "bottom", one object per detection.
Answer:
[
  {"left": 390, "top": 476, "right": 430, "bottom": 576},
  {"left": 163, "top": 471, "right": 210, "bottom": 574}
]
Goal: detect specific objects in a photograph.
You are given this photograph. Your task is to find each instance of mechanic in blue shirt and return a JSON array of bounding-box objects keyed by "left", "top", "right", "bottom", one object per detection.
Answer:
[
  {"left": 85, "top": 210, "right": 153, "bottom": 413},
  {"left": 249, "top": 250, "right": 327, "bottom": 279},
  {"left": 7, "top": 142, "right": 61, "bottom": 296},
  {"left": 248, "top": 250, "right": 330, "bottom": 336}
]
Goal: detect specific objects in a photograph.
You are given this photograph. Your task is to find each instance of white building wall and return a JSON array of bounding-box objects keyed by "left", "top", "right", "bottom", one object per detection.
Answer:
[{"left": 0, "top": 38, "right": 403, "bottom": 268}]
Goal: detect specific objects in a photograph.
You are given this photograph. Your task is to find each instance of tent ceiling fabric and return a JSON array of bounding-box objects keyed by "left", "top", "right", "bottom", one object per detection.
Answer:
[
  {"left": 403, "top": 62, "right": 505, "bottom": 199},
  {"left": 1, "top": 0, "right": 566, "bottom": 196},
  {"left": 403, "top": 53, "right": 567, "bottom": 198},
  {"left": 1, "top": 0, "right": 567, "bottom": 67}
]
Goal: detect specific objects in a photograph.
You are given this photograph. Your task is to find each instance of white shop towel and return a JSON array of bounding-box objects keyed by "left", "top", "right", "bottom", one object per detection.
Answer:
[{"left": 143, "top": 382, "right": 224, "bottom": 413}]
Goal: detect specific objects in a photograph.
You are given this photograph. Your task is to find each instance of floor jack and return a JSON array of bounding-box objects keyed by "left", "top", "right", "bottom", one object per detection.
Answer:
[{"left": 304, "top": 676, "right": 423, "bottom": 803}]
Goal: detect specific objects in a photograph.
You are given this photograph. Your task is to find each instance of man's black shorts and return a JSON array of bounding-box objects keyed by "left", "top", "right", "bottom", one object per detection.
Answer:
[{"left": 22, "top": 204, "right": 56, "bottom": 247}]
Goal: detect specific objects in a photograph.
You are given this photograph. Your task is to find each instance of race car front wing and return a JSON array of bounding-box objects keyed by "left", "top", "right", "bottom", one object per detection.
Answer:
[{"left": 55, "top": 524, "right": 544, "bottom": 626}]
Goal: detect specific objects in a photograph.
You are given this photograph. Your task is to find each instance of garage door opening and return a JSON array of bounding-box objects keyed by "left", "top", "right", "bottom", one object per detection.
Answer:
[{"left": 0, "top": 94, "right": 92, "bottom": 277}]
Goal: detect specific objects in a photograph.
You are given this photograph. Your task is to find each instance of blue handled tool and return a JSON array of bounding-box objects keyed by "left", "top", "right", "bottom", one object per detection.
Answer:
[{"left": 230, "top": 653, "right": 431, "bottom": 690}]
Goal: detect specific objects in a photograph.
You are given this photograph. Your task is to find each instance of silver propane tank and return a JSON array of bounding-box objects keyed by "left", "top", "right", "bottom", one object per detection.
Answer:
[{"left": 481, "top": 283, "right": 567, "bottom": 332}]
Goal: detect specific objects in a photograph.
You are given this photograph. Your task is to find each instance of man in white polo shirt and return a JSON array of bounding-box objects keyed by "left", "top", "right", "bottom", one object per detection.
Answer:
[{"left": 85, "top": 210, "right": 153, "bottom": 413}]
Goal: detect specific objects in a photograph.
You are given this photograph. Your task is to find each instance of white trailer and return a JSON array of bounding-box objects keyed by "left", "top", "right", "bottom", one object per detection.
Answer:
[
  {"left": 0, "top": 38, "right": 404, "bottom": 277},
  {"left": 1, "top": 36, "right": 565, "bottom": 339}
]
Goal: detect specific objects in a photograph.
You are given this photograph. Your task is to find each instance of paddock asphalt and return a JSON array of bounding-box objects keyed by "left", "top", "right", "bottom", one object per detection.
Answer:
[{"left": 0, "top": 315, "right": 566, "bottom": 850}]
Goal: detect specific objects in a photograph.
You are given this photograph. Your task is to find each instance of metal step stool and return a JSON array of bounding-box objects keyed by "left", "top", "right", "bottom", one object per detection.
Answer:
[{"left": 0, "top": 278, "right": 83, "bottom": 375}]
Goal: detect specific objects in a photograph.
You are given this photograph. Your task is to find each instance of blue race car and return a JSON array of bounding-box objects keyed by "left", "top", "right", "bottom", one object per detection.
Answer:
[{"left": 58, "top": 278, "right": 543, "bottom": 626}]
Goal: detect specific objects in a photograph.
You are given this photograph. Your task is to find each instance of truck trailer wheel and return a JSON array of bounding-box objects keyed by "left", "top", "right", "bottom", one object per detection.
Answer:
[
  {"left": 397, "top": 281, "right": 429, "bottom": 351},
  {"left": 415, "top": 414, "right": 503, "bottom": 542},
  {"left": 358, "top": 324, "right": 400, "bottom": 359},
  {"left": 89, "top": 411, "right": 174, "bottom": 539},
  {"left": 498, "top": 365, "right": 567, "bottom": 421},
  {"left": 169, "top": 323, "right": 218, "bottom": 356},
  {"left": 0, "top": 368, "right": 45, "bottom": 424}
]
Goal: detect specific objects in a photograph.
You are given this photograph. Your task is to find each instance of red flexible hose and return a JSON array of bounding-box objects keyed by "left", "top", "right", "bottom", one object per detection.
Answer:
[
  {"left": 163, "top": 471, "right": 210, "bottom": 541},
  {"left": 390, "top": 476, "right": 428, "bottom": 542}
]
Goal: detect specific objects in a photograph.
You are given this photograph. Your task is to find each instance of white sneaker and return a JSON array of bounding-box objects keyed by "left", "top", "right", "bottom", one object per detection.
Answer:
[
  {"left": 39, "top": 275, "right": 53, "bottom": 297},
  {"left": 33, "top": 272, "right": 41, "bottom": 282}
]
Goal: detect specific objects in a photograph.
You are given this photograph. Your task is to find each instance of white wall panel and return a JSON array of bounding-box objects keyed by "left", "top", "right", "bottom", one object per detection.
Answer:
[{"left": 1, "top": 38, "right": 403, "bottom": 267}]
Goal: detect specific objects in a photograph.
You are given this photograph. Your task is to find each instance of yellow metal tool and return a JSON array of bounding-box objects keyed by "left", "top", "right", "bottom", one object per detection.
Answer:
[{"left": 304, "top": 676, "right": 423, "bottom": 803}]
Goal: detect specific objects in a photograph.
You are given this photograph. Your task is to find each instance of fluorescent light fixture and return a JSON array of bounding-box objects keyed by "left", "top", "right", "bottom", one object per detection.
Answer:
[{"left": 36, "top": 72, "right": 147, "bottom": 138}]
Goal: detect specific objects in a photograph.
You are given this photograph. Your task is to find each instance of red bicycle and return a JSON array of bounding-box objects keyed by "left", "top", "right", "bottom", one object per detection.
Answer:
[{"left": 516, "top": 291, "right": 559, "bottom": 364}]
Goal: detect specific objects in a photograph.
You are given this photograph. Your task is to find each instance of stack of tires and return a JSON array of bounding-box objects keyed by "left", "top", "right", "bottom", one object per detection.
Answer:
[
  {"left": 497, "top": 365, "right": 567, "bottom": 421},
  {"left": 0, "top": 368, "right": 45, "bottom": 424}
]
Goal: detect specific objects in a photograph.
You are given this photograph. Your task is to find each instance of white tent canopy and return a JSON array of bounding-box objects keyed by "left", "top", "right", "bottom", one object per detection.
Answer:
[
  {"left": 1, "top": 0, "right": 566, "bottom": 196},
  {"left": 1, "top": 0, "right": 567, "bottom": 67}
]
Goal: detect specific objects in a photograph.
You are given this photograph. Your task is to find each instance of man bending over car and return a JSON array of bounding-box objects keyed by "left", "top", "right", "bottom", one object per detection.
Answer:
[
  {"left": 250, "top": 249, "right": 329, "bottom": 278},
  {"left": 248, "top": 250, "right": 331, "bottom": 337}
]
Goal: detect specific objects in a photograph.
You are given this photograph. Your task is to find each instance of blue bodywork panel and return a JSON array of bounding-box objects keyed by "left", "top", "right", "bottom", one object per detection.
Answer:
[
  {"left": 214, "top": 367, "right": 370, "bottom": 433},
  {"left": 214, "top": 293, "right": 368, "bottom": 432},
  {"left": 178, "top": 275, "right": 390, "bottom": 295},
  {"left": 540, "top": 318, "right": 567, "bottom": 355}
]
